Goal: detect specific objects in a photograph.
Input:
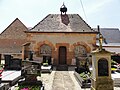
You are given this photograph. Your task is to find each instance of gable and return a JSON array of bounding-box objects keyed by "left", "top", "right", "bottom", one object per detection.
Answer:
[{"left": 0, "top": 18, "right": 28, "bottom": 39}]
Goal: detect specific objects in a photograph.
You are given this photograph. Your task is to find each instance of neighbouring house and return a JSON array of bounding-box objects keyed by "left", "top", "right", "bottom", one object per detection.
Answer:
[{"left": 0, "top": 18, "right": 28, "bottom": 59}]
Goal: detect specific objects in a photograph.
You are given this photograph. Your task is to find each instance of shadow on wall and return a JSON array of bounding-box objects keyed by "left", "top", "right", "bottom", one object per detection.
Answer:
[{"left": 61, "top": 14, "right": 70, "bottom": 25}]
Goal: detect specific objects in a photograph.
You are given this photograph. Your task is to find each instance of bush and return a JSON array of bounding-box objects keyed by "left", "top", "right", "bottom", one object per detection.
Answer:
[
  {"left": 19, "top": 85, "right": 41, "bottom": 90},
  {"left": 80, "top": 72, "right": 91, "bottom": 80},
  {"left": 75, "top": 67, "right": 86, "bottom": 74},
  {"left": 111, "top": 60, "right": 118, "bottom": 65}
]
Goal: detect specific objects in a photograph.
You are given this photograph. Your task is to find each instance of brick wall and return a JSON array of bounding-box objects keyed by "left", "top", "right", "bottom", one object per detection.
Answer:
[{"left": 27, "top": 32, "right": 97, "bottom": 65}]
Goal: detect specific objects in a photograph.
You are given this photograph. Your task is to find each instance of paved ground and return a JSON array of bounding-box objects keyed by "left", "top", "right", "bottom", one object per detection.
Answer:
[
  {"left": 41, "top": 67, "right": 82, "bottom": 90},
  {"left": 52, "top": 71, "right": 75, "bottom": 90},
  {"left": 41, "top": 66, "right": 120, "bottom": 90}
]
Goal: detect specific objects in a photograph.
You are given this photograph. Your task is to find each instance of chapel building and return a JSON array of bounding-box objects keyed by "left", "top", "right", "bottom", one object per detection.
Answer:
[
  {"left": 22, "top": 5, "right": 98, "bottom": 65},
  {"left": 0, "top": 4, "right": 98, "bottom": 65}
]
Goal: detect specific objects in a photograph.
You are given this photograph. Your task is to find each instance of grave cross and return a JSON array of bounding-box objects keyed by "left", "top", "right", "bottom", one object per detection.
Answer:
[{"left": 98, "top": 25, "right": 104, "bottom": 50}]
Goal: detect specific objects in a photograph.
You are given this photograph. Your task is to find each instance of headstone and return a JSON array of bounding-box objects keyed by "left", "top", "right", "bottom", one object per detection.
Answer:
[
  {"left": 4, "top": 55, "right": 12, "bottom": 69},
  {"left": 43, "top": 56, "right": 51, "bottom": 65},
  {"left": 22, "top": 61, "right": 41, "bottom": 81},
  {"left": 28, "top": 51, "right": 33, "bottom": 61},
  {"left": 91, "top": 49, "right": 113, "bottom": 90},
  {"left": 4, "top": 55, "right": 22, "bottom": 70},
  {"left": 10, "top": 58, "right": 22, "bottom": 70}
]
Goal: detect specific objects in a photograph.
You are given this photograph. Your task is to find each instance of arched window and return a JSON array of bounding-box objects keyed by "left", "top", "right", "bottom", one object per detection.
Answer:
[
  {"left": 40, "top": 44, "right": 52, "bottom": 55},
  {"left": 74, "top": 45, "right": 87, "bottom": 57},
  {"left": 98, "top": 58, "right": 109, "bottom": 76}
]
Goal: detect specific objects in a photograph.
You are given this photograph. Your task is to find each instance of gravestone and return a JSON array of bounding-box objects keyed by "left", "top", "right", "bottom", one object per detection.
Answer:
[
  {"left": 91, "top": 26, "right": 113, "bottom": 90},
  {"left": 91, "top": 49, "right": 113, "bottom": 90},
  {"left": 28, "top": 51, "right": 33, "bottom": 61},
  {"left": 4, "top": 55, "right": 12, "bottom": 70},
  {"left": 19, "top": 60, "right": 43, "bottom": 89},
  {"left": 4, "top": 55, "right": 22, "bottom": 70},
  {"left": 43, "top": 56, "right": 51, "bottom": 65},
  {"left": 22, "top": 60, "right": 41, "bottom": 81},
  {"left": 10, "top": 58, "right": 22, "bottom": 70}
]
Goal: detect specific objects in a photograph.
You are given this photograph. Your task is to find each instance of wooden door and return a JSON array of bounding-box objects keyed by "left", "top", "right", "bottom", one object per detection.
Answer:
[{"left": 59, "top": 46, "right": 67, "bottom": 65}]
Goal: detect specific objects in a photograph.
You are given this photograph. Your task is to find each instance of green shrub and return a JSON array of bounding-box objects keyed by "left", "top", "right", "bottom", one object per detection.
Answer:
[
  {"left": 80, "top": 72, "right": 91, "bottom": 80},
  {"left": 18, "top": 85, "right": 40, "bottom": 90},
  {"left": 111, "top": 60, "right": 118, "bottom": 65},
  {"left": 43, "top": 63, "right": 48, "bottom": 66}
]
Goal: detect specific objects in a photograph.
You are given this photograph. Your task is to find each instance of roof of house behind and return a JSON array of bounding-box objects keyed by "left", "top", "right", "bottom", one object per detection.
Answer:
[
  {"left": 29, "top": 14, "right": 96, "bottom": 32},
  {"left": 94, "top": 28, "right": 120, "bottom": 43}
]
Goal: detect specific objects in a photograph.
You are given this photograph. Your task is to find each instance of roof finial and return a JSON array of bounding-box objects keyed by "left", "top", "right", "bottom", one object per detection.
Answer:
[{"left": 60, "top": 2, "right": 67, "bottom": 15}]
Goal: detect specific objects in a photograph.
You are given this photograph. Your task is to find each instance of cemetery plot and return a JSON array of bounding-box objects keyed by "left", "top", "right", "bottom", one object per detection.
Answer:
[
  {"left": 0, "top": 55, "right": 22, "bottom": 86},
  {"left": 111, "top": 60, "right": 120, "bottom": 87},
  {"left": 1, "top": 71, "right": 21, "bottom": 86},
  {"left": 41, "top": 56, "right": 53, "bottom": 73},
  {"left": 74, "top": 66, "right": 91, "bottom": 88},
  {"left": 18, "top": 60, "right": 44, "bottom": 90},
  {"left": 74, "top": 56, "right": 91, "bottom": 88},
  {"left": 41, "top": 65, "right": 52, "bottom": 73}
]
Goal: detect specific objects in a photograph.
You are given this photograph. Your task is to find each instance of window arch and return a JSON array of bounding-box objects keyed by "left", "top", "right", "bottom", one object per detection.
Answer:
[
  {"left": 40, "top": 44, "right": 52, "bottom": 55},
  {"left": 74, "top": 45, "right": 87, "bottom": 57},
  {"left": 98, "top": 58, "right": 109, "bottom": 76}
]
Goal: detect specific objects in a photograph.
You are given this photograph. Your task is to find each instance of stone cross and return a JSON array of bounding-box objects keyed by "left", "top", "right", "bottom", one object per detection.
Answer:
[
  {"left": 99, "top": 33, "right": 103, "bottom": 50},
  {"left": 98, "top": 25, "right": 103, "bottom": 50}
]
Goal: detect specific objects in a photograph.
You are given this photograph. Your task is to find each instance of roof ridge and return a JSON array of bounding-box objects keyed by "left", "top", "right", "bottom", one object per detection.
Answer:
[
  {"left": 30, "top": 14, "right": 51, "bottom": 30},
  {"left": 77, "top": 14, "right": 95, "bottom": 32}
]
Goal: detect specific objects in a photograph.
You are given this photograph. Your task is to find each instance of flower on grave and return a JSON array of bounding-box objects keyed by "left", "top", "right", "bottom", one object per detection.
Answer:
[
  {"left": 0, "top": 64, "right": 4, "bottom": 77},
  {"left": 21, "top": 88, "right": 29, "bottom": 90}
]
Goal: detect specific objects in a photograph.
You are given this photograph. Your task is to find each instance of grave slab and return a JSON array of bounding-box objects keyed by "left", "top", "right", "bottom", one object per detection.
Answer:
[{"left": 1, "top": 70, "right": 21, "bottom": 85}]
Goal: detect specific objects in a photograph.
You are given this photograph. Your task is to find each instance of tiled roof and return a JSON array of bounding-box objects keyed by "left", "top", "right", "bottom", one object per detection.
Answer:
[
  {"left": 94, "top": 28, "right": 120, "bottom": 43},
  {"left": 30, "top": 14, "right": 95, "bottom": 32}
]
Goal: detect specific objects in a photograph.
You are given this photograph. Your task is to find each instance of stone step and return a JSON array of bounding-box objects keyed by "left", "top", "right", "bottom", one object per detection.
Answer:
[{"left": 56, "top": 65, "right": 68, "bottom": 71}]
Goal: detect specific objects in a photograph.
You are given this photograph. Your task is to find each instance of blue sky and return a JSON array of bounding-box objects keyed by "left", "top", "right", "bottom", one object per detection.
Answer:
[{"left": 0, "top": 0, "right": 120, "bottom": 33}]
